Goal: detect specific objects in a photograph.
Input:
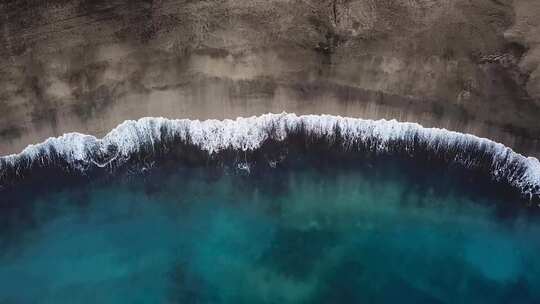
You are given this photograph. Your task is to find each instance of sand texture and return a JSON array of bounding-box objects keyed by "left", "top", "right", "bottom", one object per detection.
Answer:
[{"left": 0, "top": 0, "right": 539, "bottom": 156}]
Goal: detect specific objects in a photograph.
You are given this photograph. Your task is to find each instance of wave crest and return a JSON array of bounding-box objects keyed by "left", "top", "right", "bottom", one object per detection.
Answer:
[{"left": 1, "top": 113, "right": 539, "bottom": 202}]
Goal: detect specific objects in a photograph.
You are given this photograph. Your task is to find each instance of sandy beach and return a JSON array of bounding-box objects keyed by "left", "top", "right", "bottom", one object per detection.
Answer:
[{"left": 1, "top": 0, "right": 539, "bottom": 156}]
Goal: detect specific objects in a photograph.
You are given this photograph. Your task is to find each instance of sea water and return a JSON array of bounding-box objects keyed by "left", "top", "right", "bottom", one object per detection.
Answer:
[{"left": 1, "top": 158, "right": 539, "bottom": 304}]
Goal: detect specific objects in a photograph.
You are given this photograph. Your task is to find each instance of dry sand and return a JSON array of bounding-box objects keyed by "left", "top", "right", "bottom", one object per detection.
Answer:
[{"left": 1, "top": 0, "right": 539, "bottom": 156}]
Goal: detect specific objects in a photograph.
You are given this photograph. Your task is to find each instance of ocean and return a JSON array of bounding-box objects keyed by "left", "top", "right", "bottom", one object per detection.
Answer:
[{"left": 0, "top": 114, "right": 539, "bottom": 303}]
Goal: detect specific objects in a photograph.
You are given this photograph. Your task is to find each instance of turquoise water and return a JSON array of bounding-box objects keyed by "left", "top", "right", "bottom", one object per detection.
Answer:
[{"left": 1, "top": 162, "right": 540, "bottom": 303}]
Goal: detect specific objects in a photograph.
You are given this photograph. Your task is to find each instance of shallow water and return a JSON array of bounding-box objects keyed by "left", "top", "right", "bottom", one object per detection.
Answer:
[{"left": 1, "top": 161, "right": 540, "bottom": 303}]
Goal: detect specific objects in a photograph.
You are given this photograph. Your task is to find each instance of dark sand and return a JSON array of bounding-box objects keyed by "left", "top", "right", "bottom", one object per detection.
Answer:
[{"left": 1, "top": 0, "right": 539, "bottom": 156}]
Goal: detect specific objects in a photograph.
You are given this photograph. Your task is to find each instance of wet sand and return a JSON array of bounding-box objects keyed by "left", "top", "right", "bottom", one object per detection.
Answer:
[{"left": 1, "top": 78, "right": 538, "bottom": 158}]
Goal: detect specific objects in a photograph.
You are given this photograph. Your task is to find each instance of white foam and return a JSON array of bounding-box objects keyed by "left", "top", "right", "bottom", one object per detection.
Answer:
[{"left": 1, "top": 113, "right": 539, "bottom": 199}]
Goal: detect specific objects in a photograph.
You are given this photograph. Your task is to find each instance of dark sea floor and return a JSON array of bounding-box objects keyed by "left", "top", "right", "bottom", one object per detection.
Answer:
[{"left": 1, "top": 158, "right": 540, "bottom": 303}]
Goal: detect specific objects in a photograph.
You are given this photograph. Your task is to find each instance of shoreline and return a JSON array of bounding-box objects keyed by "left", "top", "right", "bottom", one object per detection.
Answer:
[
  {"left": 1, "top": 91, "right": 539, "bottom": 158},
  {"left": 2, "top": 113, "right": 539, "bottom": 203}
]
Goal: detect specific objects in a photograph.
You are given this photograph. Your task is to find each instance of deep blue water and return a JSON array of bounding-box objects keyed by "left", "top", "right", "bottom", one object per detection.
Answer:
[{"left": 1, "top": 160, "right": 540, "bottom": 303}]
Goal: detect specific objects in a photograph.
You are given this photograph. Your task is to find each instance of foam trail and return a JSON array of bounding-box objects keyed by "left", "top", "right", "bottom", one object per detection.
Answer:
[{"left": 1, "top": 113, "right": 539, "bottom": 201}]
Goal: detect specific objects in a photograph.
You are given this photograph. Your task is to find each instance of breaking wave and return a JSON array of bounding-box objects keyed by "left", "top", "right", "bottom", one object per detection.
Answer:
[{"left": 1, "top": 113, "right": 539, "bottom": 203}]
